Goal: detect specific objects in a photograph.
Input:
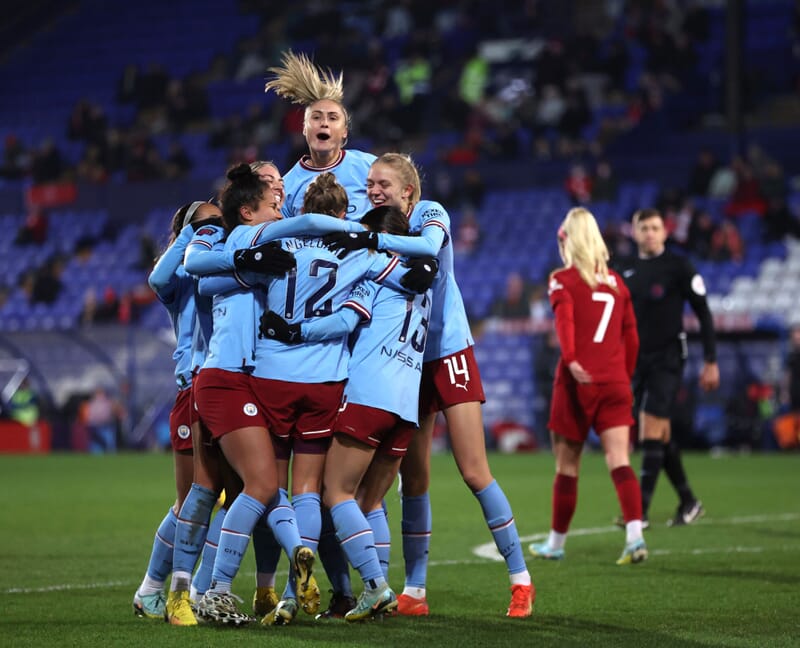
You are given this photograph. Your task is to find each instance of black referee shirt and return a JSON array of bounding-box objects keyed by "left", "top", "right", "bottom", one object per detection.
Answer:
[{"left": 612, "top": 250, "right": 717, "bottom": 362}]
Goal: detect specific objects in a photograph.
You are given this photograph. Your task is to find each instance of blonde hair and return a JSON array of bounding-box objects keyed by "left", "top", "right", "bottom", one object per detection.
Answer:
[
  {"left": 372, "top": 153, "right": 422, "bottom": 209},
  {"left": 557, "top": 207, "right": 613, "bottom": 290},
  {"left": 265, "top": 51, "right": 348, "bottom": 124}
]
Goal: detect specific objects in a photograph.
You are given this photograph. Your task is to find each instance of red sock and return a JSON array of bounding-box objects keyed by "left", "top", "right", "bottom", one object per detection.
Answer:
[
  {"left": 611, "top": 465, "right": 643, "bottom": 523},
  {"left": 552, "top": 473, "right": 578, "bottom": 533}
]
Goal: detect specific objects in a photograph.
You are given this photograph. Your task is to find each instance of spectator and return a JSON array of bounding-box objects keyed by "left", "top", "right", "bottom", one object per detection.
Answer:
[
  {"left": 76, "top": 144, "right": 110, "bottom": 184},
  {"left": 709, "top": 219, "right": 745, "bottom": 263},
  {"left": 462, "top": 168, "right": 486, "bottom": 209},
  {"left": 0, "top": 134, "right": 29, "bottom": 179},
  {"left": 454, "top": 207, "right": 480, "bottom": 255},
  {"left": 81, "top": 286, "right": 120, "bottom": 324},
  {"left": 31, "top": 256, "right": 65, "bottom": 304},
  {"left": 30, "top": 138, "right": 65, "bottom": 184},
  {"left": 762, "top": 198, "right": 800, "bottom": 241},
  {"left": 564, "top": 162, "right": 593, "bottom": 205},
  {"left": 14, "top": 209, "right": 48, "bottom": 245},
  {"left": 592, "top": 159, "right": 619, "bottom": 202},
  {"left": 686, "top": 208, "right": 716, "bottom": 258},
  {"left": 774, "top": 326, "right": 800, "bottom": 448},
  {"left": 758, "top": 161, "right": 787, "bottom": 203},
  {"left": 687, "top": 149, "right": 719, "bottom": 196},
  {"left": 725, "top": 157, "right": 767, "bottom": 217},
  {"left": 84, "top": 386, "right": 124, "bottom": 453},
  {"left": 490, "top": 272, "right": 533, "bottom": 320},
  {"left": 5, "top": 378, "right": 39, "bottom": 427},
  {"left": 394, "top": 41, "right": 433, "bottom": 135},
  {"left": 164, "top": 141, "right": 193, "bottom": 179}
]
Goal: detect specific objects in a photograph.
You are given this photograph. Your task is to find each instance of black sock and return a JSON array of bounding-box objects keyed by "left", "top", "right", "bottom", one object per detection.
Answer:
[
  {"left": 663, "top": 440, "right": 695, "bottom": 507},
  {"left": 639, "top": 440, "right": 664, "bottom": 517}
]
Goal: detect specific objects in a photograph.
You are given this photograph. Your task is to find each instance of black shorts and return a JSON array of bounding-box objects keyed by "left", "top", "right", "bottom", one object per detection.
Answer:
[{"left": 632, "top": 347, "right": 685, "bottom": 418}]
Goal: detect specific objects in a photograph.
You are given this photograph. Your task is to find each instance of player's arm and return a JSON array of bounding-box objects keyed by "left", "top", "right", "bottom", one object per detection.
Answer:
[
  {"left": 252, "top": 213, "right": 362, "bottom": 245},
  {"left": 148, "top": 224, "right": 193, "bottom": 300},
  {"left": 681, "top": 259, "right": 719, "bottom": 390},
  {"left": 323, "top": 203, "right": 448, "bottom": 259},
  {"left": 549, "top": 275, "right": 590, "bottom": 382},
  {"left": 375, "top": 221, "right": 445, "bottom": 258},
  {"left": 622, "top": 292, "right": 640, "bottom": 379},
  {"left": 260, "top": 280, "right": 375, "bottom": 343},
  {"left": 197, "top": 266, "right": 265, "bottom": 297},
  {"left": 365, "top": 254, "right": 437, "bottom": 295},
  {"left": 184, "top": 224, "right": 233, "bottom": 275}
]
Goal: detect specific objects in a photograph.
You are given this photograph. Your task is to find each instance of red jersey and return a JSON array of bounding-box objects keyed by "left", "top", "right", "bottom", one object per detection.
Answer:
[{"left": 548, "top": 266, "right": 639, "bottom": 384}]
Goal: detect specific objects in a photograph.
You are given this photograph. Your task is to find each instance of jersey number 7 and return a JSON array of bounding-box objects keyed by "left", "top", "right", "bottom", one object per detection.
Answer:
[{"left": 591, "top": 292, "right": 615, "bottom": 343}]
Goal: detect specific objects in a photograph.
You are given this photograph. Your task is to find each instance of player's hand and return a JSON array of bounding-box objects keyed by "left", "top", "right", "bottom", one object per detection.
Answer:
[
  {"left": 400, "top": 256, "right": 439, "bottom": 293},
  {"left": 568, "top": 360, "right": 592, "bottom": 384},
  {"left": 233, "top": 242, "right": 296, "bottom": 275},
  {"left": 322, "top": 231, "right": 378, "bottom": 259},
  {"left": 699, "top": 361, "right": 720, "bottom": 391},
  {"left": 259, "top": 310, "right": 302, "bottom": 344}
]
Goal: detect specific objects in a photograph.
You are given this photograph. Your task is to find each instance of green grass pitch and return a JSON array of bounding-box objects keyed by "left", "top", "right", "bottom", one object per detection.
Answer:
[{"left": 1, "top": 451, "right": 798, "bottom": 647}]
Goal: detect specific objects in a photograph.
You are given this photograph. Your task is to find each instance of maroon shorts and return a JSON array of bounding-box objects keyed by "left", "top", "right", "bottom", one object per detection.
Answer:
[
  {"left": 193, "top": 368, "right": 269, "bottom": 439},
  {"left": 333, "top": 401, "right": 415, "bottom": 457},
  {"left": 548, "top": 377, "right": 634, "bottom": 443},
  {"left": 169, "top": 387, "right": 194, "bottom": 452},
  {"left": 250, "top": 375, "right": 344, "bottom": 444},
  {"left": 420, "top": 346, "right": 486, "bottom": 416}
]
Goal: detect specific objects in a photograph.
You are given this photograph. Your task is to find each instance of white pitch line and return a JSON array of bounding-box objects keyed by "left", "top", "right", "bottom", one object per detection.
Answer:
[
  {"left": 4, "top": 580, "right": 131, "bottom": 595},
  {"left": 4, "top": 512, "right": 798, "bottom": 595},
  {"left": 472, "top": 511, "right": 800, "bottom": 561}
]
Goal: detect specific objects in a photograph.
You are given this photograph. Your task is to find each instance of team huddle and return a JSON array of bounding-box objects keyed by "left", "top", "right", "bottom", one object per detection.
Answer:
[{"left": 132, "top": 51, "right": 718, "bottom": 629}]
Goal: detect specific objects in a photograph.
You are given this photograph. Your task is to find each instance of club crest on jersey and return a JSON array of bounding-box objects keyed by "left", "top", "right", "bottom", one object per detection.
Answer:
[
  {"left": 196, "top": 227, "right": 217, "bottom": 236},
  {"left": 243, "top": 403, "right": 258, "bottom": 416},
  {"left": 177, "top": 425, "right": 191, "bottom": 440},
  {"left": 650, "top": 284, "right": 664, "bottom": 298}
]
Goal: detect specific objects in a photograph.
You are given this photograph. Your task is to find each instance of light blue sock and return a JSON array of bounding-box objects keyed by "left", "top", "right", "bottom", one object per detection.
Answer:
[
  {"left": 331, "top": 500, "right": 385, "bottom": 587},
  {"left": 474, "top": 480, "right": 527, "bottom": 575},
  {"left": 266, "top": 489, "right": 302, "bottom": 555},
  {"left": 293, "top": 492, "right": 321, "bottom": 554},
  {"left": 402, "top": 493, "right": 431, "bottom": 589},
  {"left": 318, "top": 506, "right": 353, "bottom": 597},
  {"left": 173, "top": 484, "right": 216, "bottom": 586},
  {"left": 210, "top": 493, "right": 265, "bottom": 591},
  {"left": 145, "top": 507, "right": 177, "bottom": 583},
  {"left": 252, "top": 516, "right": 281, "bottom": 585},
  {"left": 191, "top": 506, "right": 225, "bottom": 597},
  {"left": 266, "top": 489, "right": 303, "bottom": 600},
  {"left": 366, "top": 508, "right": 391, "bottom": 580}
]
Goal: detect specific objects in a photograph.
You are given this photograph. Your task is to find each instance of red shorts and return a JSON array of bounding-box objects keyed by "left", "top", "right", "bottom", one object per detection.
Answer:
[
  {"left": 548, "top": 377, "right": 634, "bottom": 443},
  {"left": 333, "top": 401, "right": 415, "bottom": 457},
  {"left": 420, "top": 346, "right": 486, "bottom": 416},
  {"left": 250, "top": 376, "right": 344, "bottom": 443},
  {"left": 193, "top": 368, "right": 269, "bottom": 439},
  {"left": 189, "top": 372, "right": 200, "bottom": 426},
  {"left": 169, "top": 387, "right": 194, "bottom": 452}
]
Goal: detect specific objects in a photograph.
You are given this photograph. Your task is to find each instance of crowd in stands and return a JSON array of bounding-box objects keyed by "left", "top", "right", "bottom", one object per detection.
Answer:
[{"left": 0, "top": 0, "right": 759, "bottom": 188}]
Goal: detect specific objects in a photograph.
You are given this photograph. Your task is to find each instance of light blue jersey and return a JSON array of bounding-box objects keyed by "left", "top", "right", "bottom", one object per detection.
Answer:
[
  {"left": 375, "top": 199, "right": 473, "bottom": 361},
  {"left": 254, "top": 239, "right": 410, "bottom": 382},
  {"left": 183, "top": 214, "right": 361, "bottom": 276},
  {"left": 336, "top": 280, "right": 431, "bottom": 425},
  {"left": 191, "top": 224, "right": 265, "bottom": 373},
  {"left": 281, "top": 149, "right": 376, "bottom": 221},
  {"left": 148, "top": 228, "right": 201, "bottom": 388}
]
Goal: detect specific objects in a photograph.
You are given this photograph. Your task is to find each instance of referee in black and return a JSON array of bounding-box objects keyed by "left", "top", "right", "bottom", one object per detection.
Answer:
[{"left": 614, "top": 208, "right": 720, "bottom": 527}]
